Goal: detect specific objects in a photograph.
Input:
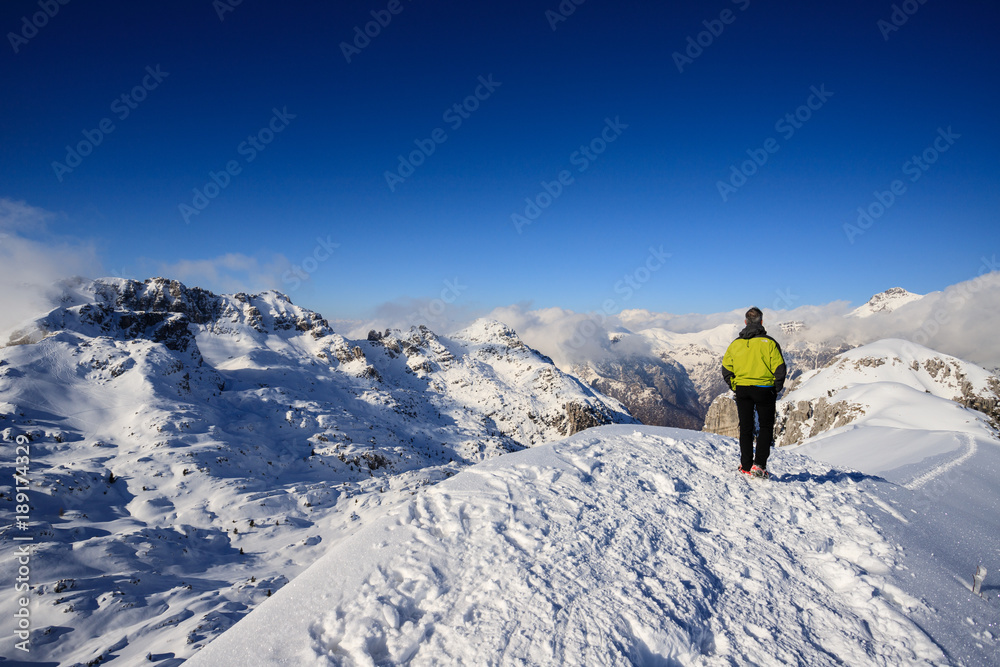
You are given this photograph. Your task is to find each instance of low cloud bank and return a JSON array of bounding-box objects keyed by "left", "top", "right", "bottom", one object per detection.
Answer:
[
  {"left": 140, "top": 253, "right": 292, "bottom": 296},
  {"left": 343, "top": 268, "right": 1000, "bottom": 375},
  {"left": 479, "top": 271, "right": 1000, "bottom": 373},
  {"left": 343, "top": 297, "right": 485, "bottom": 342},
  {"left": 792, "top": 270, "right": 1000, "bottom": 370}
]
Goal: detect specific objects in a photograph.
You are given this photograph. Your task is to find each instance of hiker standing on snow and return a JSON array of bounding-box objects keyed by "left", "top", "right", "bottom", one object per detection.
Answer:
[{"left": 721, "top": 307, "right": 786, "bottom": 479}]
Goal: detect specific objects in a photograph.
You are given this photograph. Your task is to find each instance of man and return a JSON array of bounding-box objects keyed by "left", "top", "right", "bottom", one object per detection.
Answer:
[{"left": 721, "top": 307, "right": 786, "bottom": 479}]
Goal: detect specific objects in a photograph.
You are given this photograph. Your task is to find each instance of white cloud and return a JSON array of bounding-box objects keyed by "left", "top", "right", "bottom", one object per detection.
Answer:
[
  {"left": 480, "top": 272, "right": 1000, "bottom": 373},
  {"left": 0, "top": 198, "right": 103, "bottom": 337},
  {"left": 141, "top": 253, "right": 291, "bottom": 295},
  {"left": 483, "top": 304, "right": 633, "bottom": 369},
  {"left": 791, "top": 270, "right": 1000, "bottom": 370},
  {"left": 344, "top": 297, "right": 485, "bottom": 340}
]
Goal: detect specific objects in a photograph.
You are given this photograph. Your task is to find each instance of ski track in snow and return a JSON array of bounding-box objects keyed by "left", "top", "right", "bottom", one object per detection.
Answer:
[
  {"left": 195, "top": 427, "right": 948, "bottom": 666},
  {"left": 903, "top": 434, "right": 978, "bottom": 491}
]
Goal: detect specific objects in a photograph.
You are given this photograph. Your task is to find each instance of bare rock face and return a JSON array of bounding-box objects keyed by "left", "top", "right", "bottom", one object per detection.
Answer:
[
  {"left": 561, "top": 401, "right": 624, "bottom": 436},
  {"left": 956, "top": 375, "right": 1000, "bottom": 431},
  {"left": 774, "top": 398, "right": 867, "bottom": 447},
  {"left": 768, "top": 341, "right": 1000, "bottom": 447},
  {"left": 702, "top": 393, "right": 739, "bottom": 438},
  {"left": 702, "top": 389, "right": 867, "bottom": 447},
  {"left": 921, "top": 358, "right": 1000, "bottom": 430},
  {"left": 574, "top": 355, "right": 704, "bottom": 430}
]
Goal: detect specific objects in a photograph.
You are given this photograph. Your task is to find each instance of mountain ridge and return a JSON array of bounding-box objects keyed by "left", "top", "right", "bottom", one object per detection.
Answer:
[{"left": 0, "top": 277, "right": 635, "bottom": 665}]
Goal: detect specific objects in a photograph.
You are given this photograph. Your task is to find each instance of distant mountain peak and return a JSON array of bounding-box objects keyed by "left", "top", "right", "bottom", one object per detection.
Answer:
[
  {"left": 850, "top": 287, "right": 923, "bottom": 318},
  {"left": 452, "top": 318, "right": 524, "bottom": 346}
]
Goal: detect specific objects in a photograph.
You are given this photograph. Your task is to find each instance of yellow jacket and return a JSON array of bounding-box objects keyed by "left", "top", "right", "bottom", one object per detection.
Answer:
[{"left": 721, "top": 325, "right": 786, "bottom": 391}]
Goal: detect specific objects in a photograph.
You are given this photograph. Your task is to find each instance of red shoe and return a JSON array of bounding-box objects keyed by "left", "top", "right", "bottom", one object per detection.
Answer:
[
  {"left": 737, "top": 466, "right": 753, "bottom": 476},
  {"left": 750, "top": 465, "right": 770, "bottom": 479}
]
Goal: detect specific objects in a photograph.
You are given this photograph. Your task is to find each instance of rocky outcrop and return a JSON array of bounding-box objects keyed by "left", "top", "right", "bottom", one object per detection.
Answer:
[
  {"left": 774, "top": 398, "right": 867, "bottom": 447},
  {"left": 702, "top": 388, "right": 869, "bottom": 447},
  {"left": 924, "top": 359, "right": 1000, "bottom": 430},
  {"left": 702, "top": 393, "right": 739, "bottom": 438},
  {"left": 561, "top": 401, "right": 628, "bottom": 436},
  {"left": 769, "top": 340, "right": 1000, "bottom": 447},
  {"left": 8, "top": 277, "right": 336, "bottom": 351}
]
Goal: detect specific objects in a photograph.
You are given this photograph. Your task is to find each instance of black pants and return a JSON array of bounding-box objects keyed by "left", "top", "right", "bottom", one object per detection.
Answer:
[{"left": 734, "top": 385, "right": 776, "bottom": 470}]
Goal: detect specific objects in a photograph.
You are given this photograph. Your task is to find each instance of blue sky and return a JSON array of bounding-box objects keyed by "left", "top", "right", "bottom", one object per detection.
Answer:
[{"left": 2, "top": 0, "right": 998, "bottom": 324}]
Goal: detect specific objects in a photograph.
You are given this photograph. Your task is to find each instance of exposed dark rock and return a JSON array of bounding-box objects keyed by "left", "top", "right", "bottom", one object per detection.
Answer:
[
  {"left": 702, "top": 393, "right": 739, "bottom": 438},
  {"left": 775, "top": 398, "right": 866, "bottom": 447},
  {"left": 576, "top": 356, "right": 703, "bottom": 430}
]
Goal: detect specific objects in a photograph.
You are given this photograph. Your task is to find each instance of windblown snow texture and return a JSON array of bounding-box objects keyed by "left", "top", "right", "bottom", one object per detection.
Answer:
[{"left": 189, "top": 426, "right": 973, "bottom": 667}]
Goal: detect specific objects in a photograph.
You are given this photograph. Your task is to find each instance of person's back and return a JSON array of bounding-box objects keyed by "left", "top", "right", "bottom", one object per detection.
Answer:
[{"left": 721, "top": 307, "right": 786, "bottom": 478}]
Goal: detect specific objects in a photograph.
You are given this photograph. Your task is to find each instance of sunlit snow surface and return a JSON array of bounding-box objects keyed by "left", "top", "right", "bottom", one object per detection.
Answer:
[
  {"left": 189, "top": 426, "right": 999, "bottom": 666},
  {"left": 786, "top": 339, "right": 998, "bottom": 477}
]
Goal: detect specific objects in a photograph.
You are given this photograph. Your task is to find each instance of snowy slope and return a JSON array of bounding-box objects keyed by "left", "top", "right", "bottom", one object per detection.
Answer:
[
  {"left": 0, "top": 278, "right": 634, "bottom": 665},
  {"left": 772, "top": 340, "right": 1000, "bottom": 667},
  {"left": 188, "top": 425, "right": 999, "bottom": 666},
  {"left": 777, "top": 339, "right": 1000, "bottom": 474}
]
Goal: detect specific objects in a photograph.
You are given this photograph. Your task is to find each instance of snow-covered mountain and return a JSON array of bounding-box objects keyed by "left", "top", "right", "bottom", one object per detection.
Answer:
[
  {"left": 0, "top": 277, "right": 634, "bottom": 665},
  {"left": 703, "top": 338, "right": 1000, "bottom": 454},
  {"left": 572, "top": 353, "right": 704, "bottom": 430},
  {"left": 564, "top": 325, "right": 735, "bottom": 432},
  {"left": 848, "top": 286, "right": 924, "bottom": 318},
  {"left": 188, "top": 423, "right": 1000, "bottom": 666},
  {"left": 776, "top": 338, "right": 1000, "bottom": 462},
  {"left": 510, "top": 283, "right": 1000, "bottom": 434},
  {"left": 637, "top": 324, "right": 737, "bottom": 413}
]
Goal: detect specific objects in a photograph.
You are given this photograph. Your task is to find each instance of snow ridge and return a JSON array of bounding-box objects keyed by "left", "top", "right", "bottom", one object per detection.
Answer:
[
  {"left": 190, "top": 426, "right": 945, "bottom": 667},
  {"left": 775, "top": 339, "right": 1000, "bottom": 470}
]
